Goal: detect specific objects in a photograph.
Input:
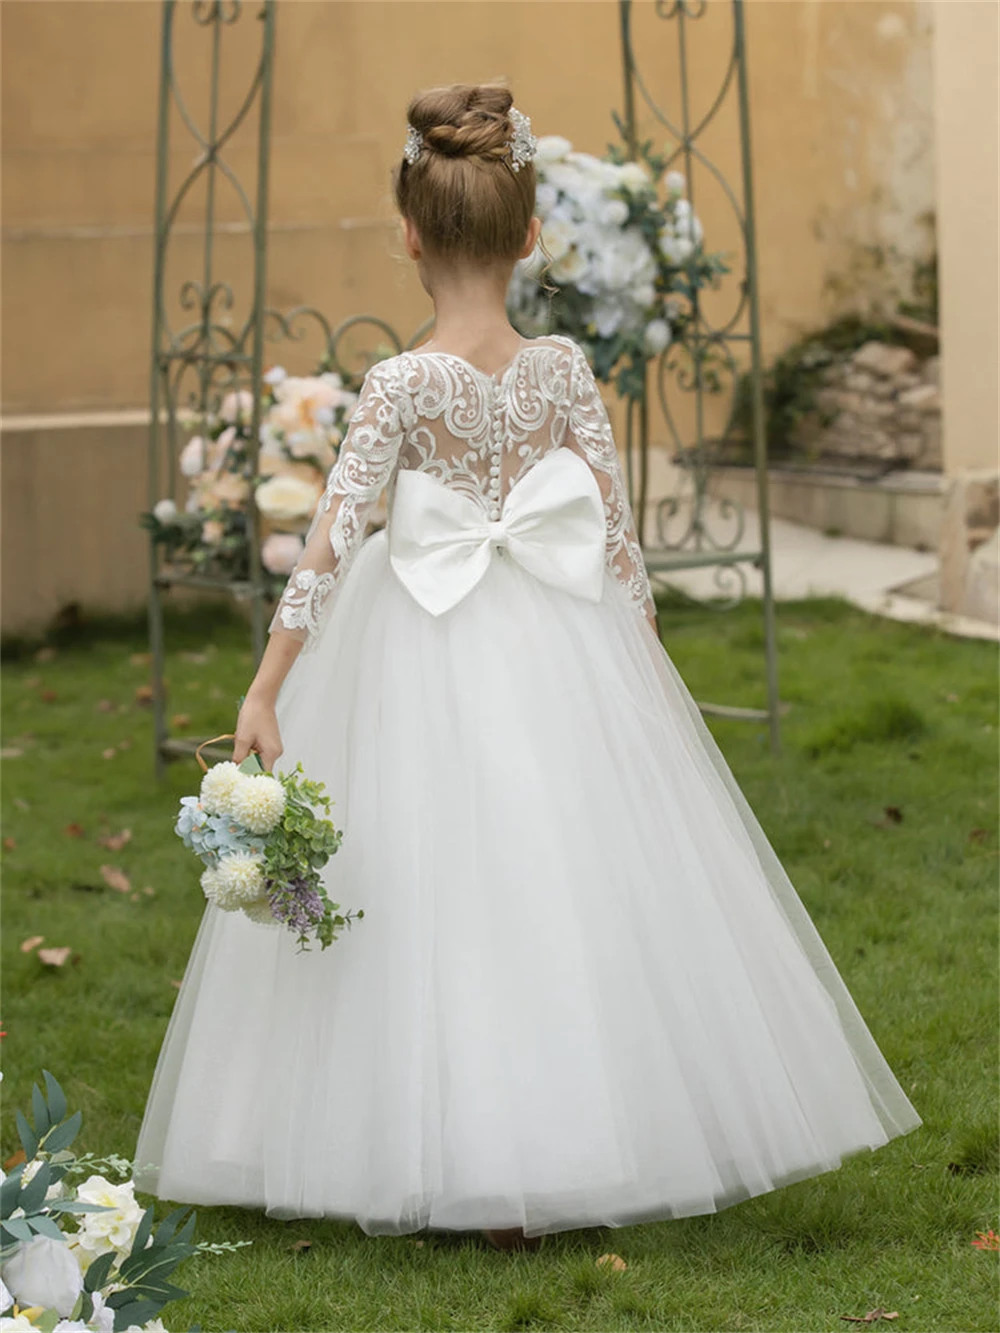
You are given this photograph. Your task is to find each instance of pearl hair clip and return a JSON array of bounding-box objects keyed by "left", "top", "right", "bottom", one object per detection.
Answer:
[{"left": 403, "top": 106, "right": 538, "bottom": 173}]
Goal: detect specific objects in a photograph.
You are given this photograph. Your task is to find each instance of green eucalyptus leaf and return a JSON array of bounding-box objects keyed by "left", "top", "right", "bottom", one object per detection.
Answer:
[
  {"left": 42, "top": 1070, "right": 68, "bottom": 1124},
  {"left": 43, "top": 1109, "right": 82, "bottom": 1154}
]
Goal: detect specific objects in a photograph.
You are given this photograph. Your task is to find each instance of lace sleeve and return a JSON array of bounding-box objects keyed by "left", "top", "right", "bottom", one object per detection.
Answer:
[
  {"left": 268, "top": 359, "right": 407, "bottom": 649},
  {"left": 562, "top": 343, "right": 655, "bottom": 622}
]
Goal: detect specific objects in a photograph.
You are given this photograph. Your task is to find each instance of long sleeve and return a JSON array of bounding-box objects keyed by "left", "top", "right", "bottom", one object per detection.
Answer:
[
  {"left": 562, "top": 342, "right": 656, "bottom": 623},
  {"left": 268, "top": 359, "right": 407, "bottom": 649}
]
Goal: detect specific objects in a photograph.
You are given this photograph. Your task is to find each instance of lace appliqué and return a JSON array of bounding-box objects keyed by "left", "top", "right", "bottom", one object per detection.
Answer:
[
  {"left": 563, "top": 344, "right": 656, "bottom": 621},
  {"left": 276, "top": 569, "right": 336, "bottom": 640},
  {"left": 268, "top": 359, "right": 408, "bottom": 650}
]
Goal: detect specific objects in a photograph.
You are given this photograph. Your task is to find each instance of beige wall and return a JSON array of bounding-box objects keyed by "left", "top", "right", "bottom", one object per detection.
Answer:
[
  {"left": 932, "top": 0, "right": 999, "bottom": 475},
  {"left": 1, "top": 0, "right": 945, "bottom": 631}
]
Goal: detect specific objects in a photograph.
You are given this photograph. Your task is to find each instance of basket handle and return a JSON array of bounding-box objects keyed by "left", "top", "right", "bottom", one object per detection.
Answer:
[{"left": 195, "top": 733, "right": 237, "bottom": 773}]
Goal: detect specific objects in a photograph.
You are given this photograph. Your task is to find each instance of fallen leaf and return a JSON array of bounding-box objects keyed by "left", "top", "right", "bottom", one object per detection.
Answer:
[
  {"left": 823, "top": 838, "right": 831, "bottom": 849},
  {"left": 171, "top": 713, "right": 192, "bottom": 730},
  {"left": 102, "top": 748, "right": 117, "bottom": 760},
  {"left": 129, "top": 652, "right": 151, "bottom": 667},
  {"left": 95, "top": 699, "right": 116, "bottom": 713},
  {"left": 1, "top": 748, "right": 24, "bottom": 760},
  {"left": 100, "top": 865, "right": 131, "bottom": 894},
  {"left": 181, "top": 650, "right": 211, "bottom": 665},
  {"left": 134, "top": 685, "right": 154, "bottom": 706},
  {"left": 38, "top": 946, "right": 72, "bottom": 967},
  {"left": 117, "top": 739, "right": 133, "bottom": 751},
  {"left": 969, "top": 828, "right": 989, "bottom": 844},
  {"left": 945, "top": 692, "right": 959, "bottom": 703},
  {"left": 65, "top": 822, "right": 85, "bottom": 838},
  {"left": 3, "top": 1149, "right": 26, "bottom": 1170},
  {"left": 840, "top": 1312, "right": 899, "bottom": 1325},
  {"left": 39, "top": 689, "right": 58, "bottom": 704},
  {"left": 972, "top": 1229, "right": 1000, "bottom": 1251},
  {"left": 19, "top": 935, "right": 44, "bottom": 953},
  {"left": 3, "top": 837, "right": 16, "bottom": 851},
  {"left": 130, "top": 892, "right": 140, "bottom": 902},
  {"left": 34, "top": 647, "right": 57, "bottom": 663},
  {"left": 98, "top": 829, "right": 132, "bottom": 852},
  {"left": 14, "top": 798, "right": 30, "bottom": 811},
  {"left": 23, "top": 675, "right": 41, "bottom": 688},
  {"left": 170, "top": 979, "right": 183, "bottom": 989},
  {"left": 596, "top": 1253, "right": 628, "bottom": 1272},
  {"left": 142, "top": 886, "right": 156, "bottom": 897},
  {"left": 290, "top": 1239, "right": 312, "bottom": 1253}
]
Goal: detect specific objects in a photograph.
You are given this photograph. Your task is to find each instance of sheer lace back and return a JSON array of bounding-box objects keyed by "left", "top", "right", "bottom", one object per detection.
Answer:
[{"left": 270, "top": 333, "right": 654, "bottom": 646}]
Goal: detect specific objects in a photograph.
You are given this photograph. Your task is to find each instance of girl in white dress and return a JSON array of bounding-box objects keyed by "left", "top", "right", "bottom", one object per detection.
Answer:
[{"left": 134, "top": 82, "right": 921, "bottom": 1253}]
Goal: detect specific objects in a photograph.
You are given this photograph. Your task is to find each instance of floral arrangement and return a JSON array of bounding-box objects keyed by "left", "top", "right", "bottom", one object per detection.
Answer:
[
  {"left": 0, "top": 1070, "right": 248, "bottom": 1332},
  {"left": 506, "top": 132, "right": 730, "bottom": 400},
  {"left": 142, "top": 366, "right": 359, "bottom": 591},
  {"left": 175, "top": 752, "right": 360, "bottom": 952}
]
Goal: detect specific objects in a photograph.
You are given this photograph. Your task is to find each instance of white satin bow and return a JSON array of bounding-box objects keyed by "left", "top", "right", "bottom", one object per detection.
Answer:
[{"left": 388, "top": 447, "right": 607, "bottom": 616}]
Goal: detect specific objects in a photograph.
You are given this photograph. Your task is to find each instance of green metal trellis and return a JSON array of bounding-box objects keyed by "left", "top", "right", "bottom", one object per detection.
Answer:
[
  {"left": 619, "top": 0, "right": 781, "bottom": 749},
  {"left": 146, "top": 0, "right": 426, "bottom": 776}
]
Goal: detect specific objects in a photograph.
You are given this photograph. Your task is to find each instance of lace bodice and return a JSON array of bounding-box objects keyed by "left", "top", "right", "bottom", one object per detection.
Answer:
[{"left": 269, "top": 333, "right": 654, "bottom": 647}]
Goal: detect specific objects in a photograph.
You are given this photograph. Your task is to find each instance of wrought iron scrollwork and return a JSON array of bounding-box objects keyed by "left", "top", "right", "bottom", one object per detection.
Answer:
[{"left": 619, "top": 0, "right": 780, "bottom": 743}]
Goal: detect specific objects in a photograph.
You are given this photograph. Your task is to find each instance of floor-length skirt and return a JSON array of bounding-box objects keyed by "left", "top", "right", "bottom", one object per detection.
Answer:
[{"left": 133, "top": 530, "right": 921, "bottom": 1237}]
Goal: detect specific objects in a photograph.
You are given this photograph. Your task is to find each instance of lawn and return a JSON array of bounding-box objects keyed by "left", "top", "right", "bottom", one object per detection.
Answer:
[{"left": 1, "top": 596, "right": 997, "bottom": 1333}]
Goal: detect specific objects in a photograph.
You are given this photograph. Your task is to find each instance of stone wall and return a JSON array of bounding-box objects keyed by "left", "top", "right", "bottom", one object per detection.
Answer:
[{"left": 791, "top": 340, "right": 942, "bottom": 469}]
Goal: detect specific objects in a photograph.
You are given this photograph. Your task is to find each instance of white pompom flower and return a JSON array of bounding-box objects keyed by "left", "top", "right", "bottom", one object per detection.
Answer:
[
  {"left": 241, "top": 896, "right": 277, "bottom": 926},
  {"left": 199, "top": 761, "right": 247, "bottom": 817},
  {"left": 209, "top": 853, "right": 266, "bottom": 909},
  {"left": 230, "top": 775, "right": 286, "bottom": 834}
]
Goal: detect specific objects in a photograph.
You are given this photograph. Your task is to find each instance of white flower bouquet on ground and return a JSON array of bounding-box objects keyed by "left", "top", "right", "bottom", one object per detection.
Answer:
[
  {"left": 0, "top": 1071, "right": 248, "bottom": 1332},
  {"left": 175, "top": 739, "right": 361, "bottom": 952}
]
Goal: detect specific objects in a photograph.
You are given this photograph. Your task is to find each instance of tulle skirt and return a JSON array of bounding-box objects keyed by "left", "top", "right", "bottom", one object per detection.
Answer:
[{"left": 133, "top": 531, "right": 921, "bottom": 1237}]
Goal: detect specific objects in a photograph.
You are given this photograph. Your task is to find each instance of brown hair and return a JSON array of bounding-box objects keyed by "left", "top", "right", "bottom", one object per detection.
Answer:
[{"left": 392, "top": 83, "right": 536, "bottom": 262}]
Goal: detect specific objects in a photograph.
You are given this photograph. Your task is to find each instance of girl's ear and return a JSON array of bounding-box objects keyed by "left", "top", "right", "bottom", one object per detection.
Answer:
[
  {"left": 520, "top": 215, "right": 542, "bottom": 260},
  {"left": 402, "top": 216, "right": 422, "bottom": 261}
]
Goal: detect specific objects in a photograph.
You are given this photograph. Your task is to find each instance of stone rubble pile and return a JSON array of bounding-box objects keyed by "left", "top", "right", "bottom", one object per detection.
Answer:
[{"left": 791, "top": 340, "right": 942, "bottom": 469}]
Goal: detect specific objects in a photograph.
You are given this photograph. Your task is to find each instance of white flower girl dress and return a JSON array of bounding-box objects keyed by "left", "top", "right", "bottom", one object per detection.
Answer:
[{"left": 134, "top": 333, "right": 921, "bottom": 1238}]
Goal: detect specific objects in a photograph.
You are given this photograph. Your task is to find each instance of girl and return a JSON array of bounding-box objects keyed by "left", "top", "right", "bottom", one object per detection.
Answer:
[{"left": 134, "top": 83, "right": 921, "bottom": 1254}]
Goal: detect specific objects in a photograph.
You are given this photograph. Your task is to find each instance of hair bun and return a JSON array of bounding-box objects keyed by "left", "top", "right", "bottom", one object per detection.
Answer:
[{"left": 409, "top": 83, "right": 513, "bottom": 163}]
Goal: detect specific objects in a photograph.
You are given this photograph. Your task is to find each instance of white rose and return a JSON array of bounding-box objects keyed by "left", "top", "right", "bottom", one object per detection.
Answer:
[
  {"left": 230, "top": 775, "right": 286, "bottom": 833},
  {"left": 255, "top": 474, "right": 323, "bottom": 525},
  {"left": 261, "top": 532, "right": 305, "bottom": 576},
  {"left": 539, "top": 218, "right": 576, "bottom": 263},
  {"left": 199, "top": 761, "right": 247, "bottom": 817},
  {"left": 263, "top": 365, "right": 286, "bottom": 385},
  {"left": 663, "top": 169, "right": 686, "bottom": 196},
  {"left": 1, "top": 1316, "right": 38, "bottom": 1331},
  {"left": 0, "top": 1273, "right": 12, "bottom": 1313},
  {"left": 179, "top": 436, "right": 207, "bottom": 478},
  {"left": 152, "top": 498, "right": 178, "bottom": 524},
  {"left": 220, "top": 389, "right": 254, "bottom": 424},
  {"left": 550, "top": 248, "right": 589, "bottom": 284},
  {"left": 643, "top": 318, "right": 672, "bottom": 355},
  {"left": 1, "top": 1235, "right": 83, "bottom": 1316},
  {"left": 70, "top": 1176, "right": 142, "bottom": 1266},
  {"left": 592, "top": 301, "right": 625, "bottom": 338},
  {"left": 618, "top": 161, "right": 651, "bottom": 194},
  {"left": 534, "top": 135, "right": 572, "bottom": 164}
]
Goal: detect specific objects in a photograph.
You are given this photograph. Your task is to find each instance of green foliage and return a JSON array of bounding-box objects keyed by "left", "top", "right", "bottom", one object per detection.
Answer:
[{"left": 1, "top": 1071, "right": 243, "bottom": 1331}]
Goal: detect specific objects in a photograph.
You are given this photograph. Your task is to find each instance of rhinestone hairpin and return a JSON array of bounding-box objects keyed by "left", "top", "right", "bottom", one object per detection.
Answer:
[
  {"left": 401, "top": 106, "right": 537, "bottom": 172},
  {"left": 507, "top": 107, "right": 537, "bottom": 173}
]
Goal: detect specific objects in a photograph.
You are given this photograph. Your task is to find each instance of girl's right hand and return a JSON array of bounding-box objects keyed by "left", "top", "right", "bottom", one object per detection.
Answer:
[{"left": 233, "top": 692, "right": 284, "bottom": 773}]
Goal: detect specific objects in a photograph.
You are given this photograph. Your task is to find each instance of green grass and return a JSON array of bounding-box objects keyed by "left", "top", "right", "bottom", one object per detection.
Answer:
[{"left": 2, "top": 596, "right": 997, "bottom": 1333}]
